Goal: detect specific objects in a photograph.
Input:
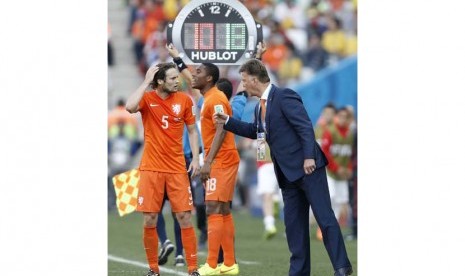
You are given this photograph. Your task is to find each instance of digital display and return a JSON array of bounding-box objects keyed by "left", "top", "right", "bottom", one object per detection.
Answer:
[
  {"left": 183, "top": 23, "right": 246, "bottom": 51},
  {"left": 183, "top": 23, "right": 196, "bottom": 49},
  {"left": 231, "top": 24, "right": 246, "bottom": 50},
  {"left": 167, "top": 0, "right": 263, "bottom": 65},
  {"left": 216, "top": 23, "right": 229, "bottom": 50},
  {"left": 199, "top": 23, "right": 214, "bottom": 50}
]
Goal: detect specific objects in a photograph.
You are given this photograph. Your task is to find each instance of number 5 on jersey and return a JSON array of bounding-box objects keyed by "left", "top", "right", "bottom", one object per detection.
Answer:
[{"left": 162, "top": 115, "right": 169, "bottom": 129}]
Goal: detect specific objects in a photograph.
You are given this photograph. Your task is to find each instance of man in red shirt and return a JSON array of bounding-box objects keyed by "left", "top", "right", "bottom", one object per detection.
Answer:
[{"left": 320, "top": 107, "right": 354, "bottom": 224}]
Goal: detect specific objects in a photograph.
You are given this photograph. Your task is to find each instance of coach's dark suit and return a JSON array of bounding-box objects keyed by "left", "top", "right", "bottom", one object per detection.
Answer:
[{"left": 224, "top": 85, "right": 351, "bottom": 276}]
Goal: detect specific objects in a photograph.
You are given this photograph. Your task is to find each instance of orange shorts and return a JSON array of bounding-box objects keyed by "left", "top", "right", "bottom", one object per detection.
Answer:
[
  {"left": 205, "top": 165, "right": 238, "bottom": 202},
  {"left": 136, "top": 170, "right": 194, "bottom": 213}
]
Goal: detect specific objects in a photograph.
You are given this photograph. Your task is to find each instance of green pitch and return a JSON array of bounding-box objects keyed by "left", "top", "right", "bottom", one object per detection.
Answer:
[{"left": 108, "top": 209, "right": 357, "bottom": 275}]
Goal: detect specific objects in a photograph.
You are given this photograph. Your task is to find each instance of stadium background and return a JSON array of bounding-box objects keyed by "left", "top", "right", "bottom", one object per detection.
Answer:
[
  {"left": 108, "top": 0, "right": 357, "bottom": 275},
  {"left": 4, "top": 1, "right": 465, "bottom": 276}
]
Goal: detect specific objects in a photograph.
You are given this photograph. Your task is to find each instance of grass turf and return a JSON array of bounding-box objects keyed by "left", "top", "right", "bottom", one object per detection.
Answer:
[{"left": 108, "top": 208, "right": 357, "bottom": 275}]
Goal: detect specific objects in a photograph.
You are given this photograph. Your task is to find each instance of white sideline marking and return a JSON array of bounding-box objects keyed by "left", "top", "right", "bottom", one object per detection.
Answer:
[
  {"left": 238, "top": 260, "right": 260, "bottom": 265},
  {"left": 196, "top": 251, "right": 260, "bottom": 265},
  {"left": 108, "top": 252, "right": 260, "bottom": 275},
  {"left": 108, "top": 254, "right": 188, "bottom": 276}
]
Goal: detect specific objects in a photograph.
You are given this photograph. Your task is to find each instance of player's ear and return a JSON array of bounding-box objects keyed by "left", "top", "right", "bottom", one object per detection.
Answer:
[{"left": 207, "top": 75, "right": 213, "bottom": 83}]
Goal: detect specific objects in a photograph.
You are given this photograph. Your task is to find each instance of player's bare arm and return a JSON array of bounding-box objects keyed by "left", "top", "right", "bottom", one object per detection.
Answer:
[
  {"left": 166, "top": 43, "right": 194, "bottom": 84},
  {"left": 186, "top": 123, "right": 200, "bottom": 177},
  {"left": 126, "top": 65, "right": 159, "bottom": 113},
  {"left": 200, "top": 122, "right": 227, "bottom": 183}
]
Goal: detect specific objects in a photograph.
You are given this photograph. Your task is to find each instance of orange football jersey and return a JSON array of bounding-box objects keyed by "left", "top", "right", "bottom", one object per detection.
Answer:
[
  {"left": 139, "top": 91, "right": 195, "bottom": 173},
  {"left": 200, "top": 87, "right": 240, "bottom": 168}
]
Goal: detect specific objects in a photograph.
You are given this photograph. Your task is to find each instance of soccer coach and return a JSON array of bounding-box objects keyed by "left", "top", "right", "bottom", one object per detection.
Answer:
[{"left": 214, "top": 59, "right": 353, "bottom": 276}]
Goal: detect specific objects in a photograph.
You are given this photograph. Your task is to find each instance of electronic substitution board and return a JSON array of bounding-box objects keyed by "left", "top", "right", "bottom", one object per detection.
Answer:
[{"left": 167, "top": 0, "right": 263, "bottom": 65}]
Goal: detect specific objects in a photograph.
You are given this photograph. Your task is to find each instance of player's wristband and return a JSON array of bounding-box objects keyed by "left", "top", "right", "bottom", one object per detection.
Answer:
[
  {"left": 173, "top": 57, "right": 188, "bottom": 71},
  {"left": 236, "top": 91, "right": 248, "bottom": 98}
]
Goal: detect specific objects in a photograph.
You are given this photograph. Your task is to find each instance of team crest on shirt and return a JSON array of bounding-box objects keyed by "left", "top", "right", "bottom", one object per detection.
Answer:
[{"left": 172, "top": 104, "right": 181, "bottom": 115}]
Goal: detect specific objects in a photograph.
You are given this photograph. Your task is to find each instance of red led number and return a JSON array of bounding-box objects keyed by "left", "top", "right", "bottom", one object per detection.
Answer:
[{"left": 199, "top": 23, "right": 214, "bottom": 50}]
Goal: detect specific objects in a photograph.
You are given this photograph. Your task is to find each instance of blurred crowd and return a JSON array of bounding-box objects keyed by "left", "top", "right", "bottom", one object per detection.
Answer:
[
  {"left": 108, "top": 0, "right": 357, "bottom": 240},
  {"left": 123, "top": 0, "right": 357, "bottom": 87}
]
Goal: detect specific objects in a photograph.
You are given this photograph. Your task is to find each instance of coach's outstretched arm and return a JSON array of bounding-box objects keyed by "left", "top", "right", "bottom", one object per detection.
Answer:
[
  {"left": 126, "top": 65, "right": 159, "bottom": 113},
  {"left": 214, "top": 113, "right": 257, "bottom": 140}
]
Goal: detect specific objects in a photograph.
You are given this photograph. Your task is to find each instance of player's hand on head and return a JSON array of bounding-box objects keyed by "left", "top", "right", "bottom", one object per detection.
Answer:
[{"left": 145, "top": 65, "right": 159, "bottom": 82}]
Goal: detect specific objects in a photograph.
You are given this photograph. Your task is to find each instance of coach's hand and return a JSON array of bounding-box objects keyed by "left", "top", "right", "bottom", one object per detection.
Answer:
[
  {"left": 200, "top": 160, "right": 212, "bottom": 184},
  {"left": 213, "top": 113, "right": 229, "bottom": 125},
  {"left": 188, "top": 158, "right": 200, "bottom": 177},
  {"left": 303, "top": 158, "right": 316, "bottom": 174}
]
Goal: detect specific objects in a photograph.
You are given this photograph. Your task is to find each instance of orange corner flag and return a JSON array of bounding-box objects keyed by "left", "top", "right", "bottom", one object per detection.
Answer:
[{"left": 112, "top": 169, "right": 140, "bottom": 217}]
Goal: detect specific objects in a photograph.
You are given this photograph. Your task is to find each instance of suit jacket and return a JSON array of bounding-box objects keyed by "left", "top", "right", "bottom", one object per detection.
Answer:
[{"left": 224, "top": 84, "right": 328, "bottom": 182}]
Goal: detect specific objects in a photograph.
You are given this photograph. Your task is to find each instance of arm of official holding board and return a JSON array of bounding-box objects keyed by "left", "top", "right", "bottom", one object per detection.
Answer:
[{"left": 165, "top": 43, "right": 203, "bottom": 104}]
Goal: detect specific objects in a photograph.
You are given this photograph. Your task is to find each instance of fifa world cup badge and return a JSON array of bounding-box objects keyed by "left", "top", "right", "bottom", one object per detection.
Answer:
[{"left": 214, "top": 105, "right": 224, "bottom": 114}]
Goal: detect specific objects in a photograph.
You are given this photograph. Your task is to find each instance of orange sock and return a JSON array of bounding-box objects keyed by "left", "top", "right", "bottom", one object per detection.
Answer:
[
  {"left": 206, "top": 214, "right": 224, "bottom": 268},
  {"left": 143, "top": 226, "right": 159, "bottom": 272},
  {"left": 181, "top": 226, "right": 198, "bottom": 273},
  {"left": 221, "top": 213, "right": 236, "bottom": 266}
]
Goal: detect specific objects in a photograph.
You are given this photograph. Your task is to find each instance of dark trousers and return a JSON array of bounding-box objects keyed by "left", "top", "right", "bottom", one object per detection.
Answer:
[
  {"left": 278, "top": 166, "right": 351, "bottom": 276},
  {"left": 348, "top": 173, "right": 357, "bottom": 238}
]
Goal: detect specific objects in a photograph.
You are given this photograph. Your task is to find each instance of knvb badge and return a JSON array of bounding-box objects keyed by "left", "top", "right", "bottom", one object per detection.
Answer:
[{"left": 172, "top": 104, "right": 181, "bottom": 115}]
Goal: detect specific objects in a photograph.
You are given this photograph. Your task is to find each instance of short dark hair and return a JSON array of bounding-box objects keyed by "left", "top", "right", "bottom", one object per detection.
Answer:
[
  {"left": 239, "top": 59, "right": 270, "bottom": 83},
  {"left": 202, "top": 63, "right": 220, "bottom": 85},
  {"left": 337, "top": 106, "right": 349, "bottom": 114},
  {"left": 216, "top": 78, "right": 233, "bottom": 100},
  {"left": 117, "top": 98, "right": 125, "bottom": 107},
  {"left": 324, "top": 102, "right": 336, "bottom": 111},
  {"left": 150, "top": 62, "right": 177, "bottom": 89}
]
